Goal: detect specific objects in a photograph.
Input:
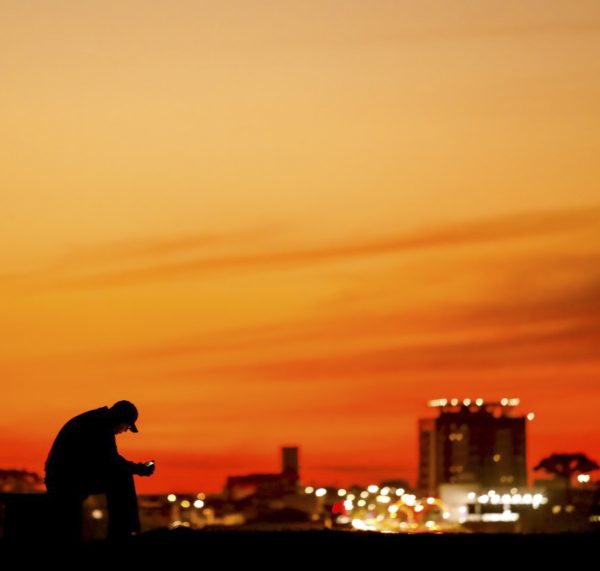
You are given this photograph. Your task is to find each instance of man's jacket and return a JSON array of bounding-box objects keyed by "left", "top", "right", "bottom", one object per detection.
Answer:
[{"left": 45, "top": 406, "right": 139, "bottom": 496}]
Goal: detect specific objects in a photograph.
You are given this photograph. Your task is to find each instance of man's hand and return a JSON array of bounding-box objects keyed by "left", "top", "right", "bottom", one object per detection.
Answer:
[{"left": 136, "top": 461, "right": 156, "bottom": 477}]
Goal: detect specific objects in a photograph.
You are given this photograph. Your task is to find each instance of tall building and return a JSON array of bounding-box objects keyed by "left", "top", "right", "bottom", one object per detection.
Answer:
[
  {"left": 281, "top": 446, "right": 299, "bottom": 476},
  {"left": 418, "top": 399, "right": 527, "bottom": 495}
]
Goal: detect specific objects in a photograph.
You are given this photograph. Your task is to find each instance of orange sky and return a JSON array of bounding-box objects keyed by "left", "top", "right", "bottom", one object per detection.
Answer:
[{"left": 1, "top": 1, "right": 600, "bottom": 493}]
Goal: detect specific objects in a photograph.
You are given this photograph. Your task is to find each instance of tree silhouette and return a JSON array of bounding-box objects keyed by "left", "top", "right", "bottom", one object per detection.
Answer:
[{"left": 534, "top": 453, "right": 599, "bottom": 503}]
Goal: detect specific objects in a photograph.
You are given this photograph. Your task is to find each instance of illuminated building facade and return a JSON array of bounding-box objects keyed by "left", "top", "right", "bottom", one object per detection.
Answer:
[{"left": 418, "top": 399, "right": 527, "bottom": 495}]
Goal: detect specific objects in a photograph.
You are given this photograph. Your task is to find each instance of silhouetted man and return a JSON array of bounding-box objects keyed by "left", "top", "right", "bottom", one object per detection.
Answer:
[{"left": 44, "top": 400, "right": 155, "bottom": 542}]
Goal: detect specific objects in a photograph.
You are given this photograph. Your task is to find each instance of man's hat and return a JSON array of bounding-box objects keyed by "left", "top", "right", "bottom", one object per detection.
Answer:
[{"left": 112, "top": 400, "right": 139, "bottom": 433}]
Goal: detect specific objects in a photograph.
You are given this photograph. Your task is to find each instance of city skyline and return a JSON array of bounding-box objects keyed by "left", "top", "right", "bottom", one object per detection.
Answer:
[
  {"left": 2, "top": 396, "right": 596, "bottom": 494},
  {"left": 2, "top": 1, "right": 600, "bottom": 494}
]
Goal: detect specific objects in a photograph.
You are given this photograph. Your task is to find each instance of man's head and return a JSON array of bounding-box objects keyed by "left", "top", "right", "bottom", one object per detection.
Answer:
[{"left": 109, "top": 400, "right": 139, "bottom": 434}]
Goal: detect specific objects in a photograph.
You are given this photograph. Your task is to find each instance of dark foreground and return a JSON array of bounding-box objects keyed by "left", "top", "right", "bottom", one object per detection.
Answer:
[{"left": 1, "top": 529, "right": 598, "bottom": 566}]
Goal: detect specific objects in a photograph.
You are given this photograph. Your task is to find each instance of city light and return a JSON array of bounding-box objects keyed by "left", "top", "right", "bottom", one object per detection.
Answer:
[
  {"left": 376, "top": 495, "right": 391, "bottom": 504},
  {"left": 304, "top": 486, "right": 314, "bottom": 494},
  {"left": 401, "top": 494, "right": 416, "bottom": 506},
  {"left": 352, "top": 519, "right": 376, "bottom": 531},
  {"left": 468, "top": 490, "right": 548, "bottom": 509},
  {"left": 194, "top": 500, "right": 205, "bottom": 509},
  {"left": 180, "top": 500, "right": 191, "bottom": 508},
  {"left": 91, "top": 509, "right": 103, "bottom": 520},
  {"left": 167, "top": 494, "right": 177, "bottom": 503},
  {"left": 481, "top": 512, "right": 519, "bottom": 523},
  {"left": 429, "top": 396, "right": 530, "bottom": 411},
  {"left": 527, "top": 412, "right": 535, "bottom": 421},
  {"left": 367, "top": 485, "right": 379, "bottom": 494},
  {"left": 315, "top": 488, "right": 327, "bottom": 497},
  {"left": 578, "top": 474, "right": 591, "bottom": 483},
  {"left": 337, "top": 489, "right": 347, "bottom": 496}
]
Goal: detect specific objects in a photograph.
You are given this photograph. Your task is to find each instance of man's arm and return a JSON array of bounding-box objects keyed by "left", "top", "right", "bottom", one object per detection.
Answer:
[
  {"left": 116, "top": 454, "right": 155, "bottom": 476},
  {"left": 91, "top": 415, "right": 154, "bottom": 477},
  {"left": 102, "top": 429, "right": 145, "bottom": 474},
  {"left": 106, "top": 431, "right": 154, "bottom": 476},
  {"left": 114, "top": 453, "right": 139, "bottom": 474}
]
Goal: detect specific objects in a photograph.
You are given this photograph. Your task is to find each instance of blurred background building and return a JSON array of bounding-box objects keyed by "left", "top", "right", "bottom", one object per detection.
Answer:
[{"left": 418, "top": 398, "right": 527, "bottom": 496}]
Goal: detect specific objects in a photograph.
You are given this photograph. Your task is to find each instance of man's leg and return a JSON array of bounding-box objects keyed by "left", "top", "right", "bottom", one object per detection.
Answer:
[
  {"left": 105, "top": 469, "right": 141, "bottom": 539},
  {"left": 46, "top": 490, "right": 84, "bottom": 544}
]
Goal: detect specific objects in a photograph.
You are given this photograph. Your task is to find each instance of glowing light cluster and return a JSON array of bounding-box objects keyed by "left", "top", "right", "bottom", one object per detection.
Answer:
[
  {"left": 469, "top": 490, "right": 547, "bottom": 509},
  {"left": 468, "top": 512, "right": 520, "bottom": 523},
  {"left": 428, "top": 397, "right": 521, "bottom": 408},
  {"left": 331, "top": 485, "right": 453, "bottom": 534}
]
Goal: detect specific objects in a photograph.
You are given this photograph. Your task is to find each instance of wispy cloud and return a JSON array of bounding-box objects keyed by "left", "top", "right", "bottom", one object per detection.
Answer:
[
  {"left": 59, "top": 224, "right": 284, "bottom": 264},
  {"left": 117, "top": 258, "right": 600, "bottom": 372},
  {"left": 7, "top": 206, "right": 596, "bottom": 290}
]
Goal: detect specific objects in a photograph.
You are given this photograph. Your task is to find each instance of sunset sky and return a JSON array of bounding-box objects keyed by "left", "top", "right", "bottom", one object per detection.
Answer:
[{"left": 1, "top": 1, "right": 599, "bottom": 493}]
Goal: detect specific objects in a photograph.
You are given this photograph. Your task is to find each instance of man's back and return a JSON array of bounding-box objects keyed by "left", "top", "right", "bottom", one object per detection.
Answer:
[{"left": 45, "top": 407, "right": 116, "bottom": 494}]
